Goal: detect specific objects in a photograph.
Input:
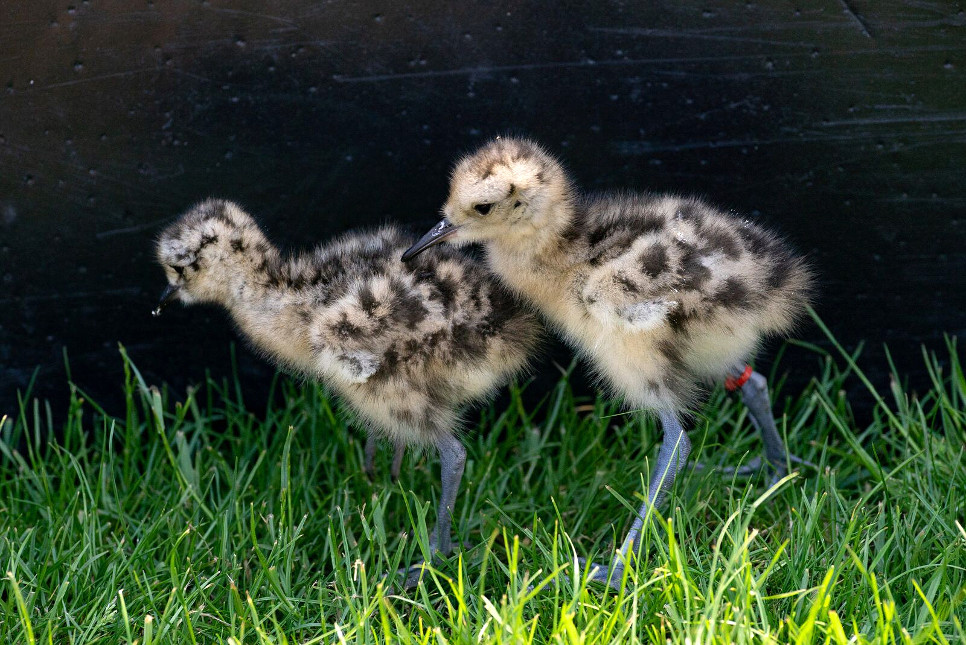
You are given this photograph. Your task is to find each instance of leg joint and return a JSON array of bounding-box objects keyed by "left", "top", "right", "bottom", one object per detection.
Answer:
[{"left": 743, "top": 370, "right": 769, "bottom": 396}]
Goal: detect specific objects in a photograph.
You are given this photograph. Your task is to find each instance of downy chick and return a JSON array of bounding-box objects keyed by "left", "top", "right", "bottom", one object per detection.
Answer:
[
  {"left": 154, "top": 199, "right": 541, "bottom": 579},
  {"left": 403, "top": 137, "right": 814, "bottom": 586}
]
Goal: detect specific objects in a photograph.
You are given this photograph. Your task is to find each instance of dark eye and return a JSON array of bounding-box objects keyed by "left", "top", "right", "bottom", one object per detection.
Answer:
[
  {"left": 473, "top": 203, "right": 492, "bottom": 215},
  {"left": 171, "top": 265, "right": 185, "bottom": 277}
]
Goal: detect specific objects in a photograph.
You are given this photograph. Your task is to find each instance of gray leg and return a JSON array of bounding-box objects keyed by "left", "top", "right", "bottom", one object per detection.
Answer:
[
  {"left": 431, "top": 434, "right": 466, "bottom": 556},
  {"left": 364, "top": 435, "right": 377, "bottom": 480},
  {"left": 740, "top": 371, "right": 791, "bottom": 475},
  {"left": 365, "top": 438, "right": 407, "bottom": 482},
  {"left": 390, "top": 442, "right": 406, "bottom": 482},
  {"left": 395, "top": 434, "right": 466, "bottom": 590},
  {"left": 733, "top": 369, "right": 815, "bottom": 480},
  {"left": 618, "top": 411, "right": 691, "bottom": 554},
  {"left": 694, "top": 368, "right": 814, "bottom": 479},
  {"left": 586, "top": 410, "right": 691, "bottom": 588}
]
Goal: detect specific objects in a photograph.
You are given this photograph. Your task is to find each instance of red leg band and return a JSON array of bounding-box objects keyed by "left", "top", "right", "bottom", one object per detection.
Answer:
[{"left": 725, "top": 364, "right": 753, "bottom": 392}]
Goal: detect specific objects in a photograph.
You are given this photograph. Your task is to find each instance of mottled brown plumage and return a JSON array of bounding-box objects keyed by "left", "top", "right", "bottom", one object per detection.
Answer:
[
  {"left": 404, "top": 137, "right": 815, "bottom": 587},
  {"left": 417, "top": 138, "right": 812, "bottom": 412},
  {"left": 154, "top": 199, "right": 541, "bottom": 574}
]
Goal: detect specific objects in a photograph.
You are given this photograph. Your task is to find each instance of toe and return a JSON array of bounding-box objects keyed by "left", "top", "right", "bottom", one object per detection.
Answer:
[
  {"left": 385, "top": 561, "right": 432, "bottom": 593},
  {"left": 788, "top": 453, "right": 817, "bottom": 469},
  {"left": 693, "top": 455, "right": 764, "bottom": 477},
  {"left": 577, "top": 557, "right": 625, "bottom": 590}
]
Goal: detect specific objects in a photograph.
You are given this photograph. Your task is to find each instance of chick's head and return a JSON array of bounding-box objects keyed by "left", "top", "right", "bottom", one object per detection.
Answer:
[
  {"left": 154, "top": 199, "right": 268, "bottom": 312},
  {"left": 402, "top": 137, "right": 572, "bottom": 261}
]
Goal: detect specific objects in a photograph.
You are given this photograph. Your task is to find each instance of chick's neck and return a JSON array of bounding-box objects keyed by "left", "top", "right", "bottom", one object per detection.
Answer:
[{"left": 220, "top": 244, "right": 319, "bottom": 375}]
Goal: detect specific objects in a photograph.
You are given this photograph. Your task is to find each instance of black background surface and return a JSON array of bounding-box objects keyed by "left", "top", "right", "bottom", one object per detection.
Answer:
[{"left": 2, "top": 1, "right": 964, "bottom": 422}]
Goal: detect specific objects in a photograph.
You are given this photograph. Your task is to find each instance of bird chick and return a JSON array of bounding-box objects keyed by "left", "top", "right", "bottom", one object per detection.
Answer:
[
  {"left": 404, "top": 137, "right": 814, "bottom": 586},
  {"left": 154, "top": 199, "right": 541, "bottom": 580}
]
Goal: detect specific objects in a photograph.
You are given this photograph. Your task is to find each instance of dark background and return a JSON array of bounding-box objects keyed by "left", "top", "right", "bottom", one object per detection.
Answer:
[{"left": 2, "top": 1, "right": 964, "bottom": 423}]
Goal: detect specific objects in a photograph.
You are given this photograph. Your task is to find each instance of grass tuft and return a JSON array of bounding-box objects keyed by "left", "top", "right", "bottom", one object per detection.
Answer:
[{"left": 2, "top": 334, "right": 965, "bottom": 643}]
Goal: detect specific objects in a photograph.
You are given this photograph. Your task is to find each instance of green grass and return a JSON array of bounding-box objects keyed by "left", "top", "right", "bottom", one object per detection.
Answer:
[{"left": 2, "top": 332, "right": 965, "bottom": 644}]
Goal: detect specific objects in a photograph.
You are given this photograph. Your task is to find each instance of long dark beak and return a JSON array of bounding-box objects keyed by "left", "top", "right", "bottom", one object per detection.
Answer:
[
  {"left": 401, "top": 219, "right": 459, "bottom": 261},
  {"left": 152, "top": 283, "right": 181, "bottom": 317}
]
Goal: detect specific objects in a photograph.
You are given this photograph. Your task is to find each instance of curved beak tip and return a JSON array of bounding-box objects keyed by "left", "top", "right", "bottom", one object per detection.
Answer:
[
  {"left": 402, "top": 219, "right": 459, "bottom": 261},
  {"left": 152, "top": 283, "right": 181, "bottom": 317}
]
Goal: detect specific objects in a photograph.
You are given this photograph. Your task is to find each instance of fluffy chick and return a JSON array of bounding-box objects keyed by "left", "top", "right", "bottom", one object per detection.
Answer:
[
  {"left": 154, "top": 199, "right": 541, "bottom": 574},
  {"left": 404, "top": 137, "right": 814, "bottom": 586}
]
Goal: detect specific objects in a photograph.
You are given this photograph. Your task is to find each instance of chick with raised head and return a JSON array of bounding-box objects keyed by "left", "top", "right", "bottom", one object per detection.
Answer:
[
  {"left": 153, "top": 199, "right": 541, "bottom": 581},
  {"left": 403, "top": 137, "right": 814, "bottom": 586}
]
